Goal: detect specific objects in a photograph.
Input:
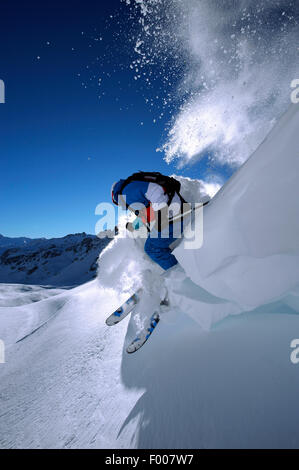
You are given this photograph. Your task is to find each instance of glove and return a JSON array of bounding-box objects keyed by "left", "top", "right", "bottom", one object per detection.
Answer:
[
  {"left": 126, "top": 217, "right": 143, "bottom": 232},
  {"left": 126, "top": 222, "right": 135, "bottom": 232}
]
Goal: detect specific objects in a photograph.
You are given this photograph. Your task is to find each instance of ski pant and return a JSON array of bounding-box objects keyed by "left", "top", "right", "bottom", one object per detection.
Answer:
[{"left": 144, "top": 222, "right": 182, "bottom": 270}]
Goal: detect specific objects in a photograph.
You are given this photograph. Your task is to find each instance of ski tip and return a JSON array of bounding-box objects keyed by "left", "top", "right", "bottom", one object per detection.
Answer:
[
  {"left": 126, "top": 314, "right": 160, "bottom": 354},
  {"left": 126, "top": 344, "right": 139, "bottom": 354},
  {"left": 126, "top": 338, "right": 141, "bottom": 354},
  {"left": 105, "top": 318, "right": 119, "bottom": 326}
]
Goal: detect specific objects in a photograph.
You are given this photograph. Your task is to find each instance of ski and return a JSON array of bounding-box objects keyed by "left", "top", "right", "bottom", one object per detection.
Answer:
[
  {"left": 126, "top": 312, "right": 160, "bottom": 354},
  {"left": 105, "top": 289, "right": 142, "bottom": 326}
]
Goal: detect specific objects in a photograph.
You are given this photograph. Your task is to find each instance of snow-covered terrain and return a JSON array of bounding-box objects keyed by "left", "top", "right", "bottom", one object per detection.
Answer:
[
  {"left": 0, "top": 232, "right": 112, "bottom": 286},
  {"left": 174, "top": 102, "right": 299, "bottom": 325},
  {"left": 0, "top": 104, "right": 299, "bottom": 449}
]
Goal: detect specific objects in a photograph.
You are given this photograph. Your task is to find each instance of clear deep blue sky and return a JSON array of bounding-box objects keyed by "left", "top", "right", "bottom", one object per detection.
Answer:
[{"left": 0, "top": 0, "right": 232, "bottom": 239}]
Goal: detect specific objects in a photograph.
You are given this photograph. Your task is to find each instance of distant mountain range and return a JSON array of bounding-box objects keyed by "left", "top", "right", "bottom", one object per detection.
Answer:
[
  {"left": 0, "top": 233, "right": 45, "bottom": 248},
  {"left": 0, "top": 232, "right": 113, "bottom": 286}
]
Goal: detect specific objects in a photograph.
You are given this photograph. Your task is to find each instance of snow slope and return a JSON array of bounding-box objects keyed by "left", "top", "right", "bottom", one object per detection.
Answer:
[
  {"left": 0, "top": 105, "right": 299, "bottom": 449},
  {"left": 1, "top": 280, "right": 299, "bottom": 449},
  {"left": 0, "top": 281, "right": 144, "bottom": 448},
  {"left": 174, "top": 103, "right": 299, "bottom": 322}
]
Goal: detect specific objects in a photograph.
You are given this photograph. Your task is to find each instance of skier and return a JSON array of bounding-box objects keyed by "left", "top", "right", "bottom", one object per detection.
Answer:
[
  {"left": 108, "top": 172, "right": 206, "bottom": 353},
  {"left": 110, "top": 172, "right": 189, "bottom": 271},
  {"left": 107, "top": 172, "right": 190, "bottom": 353}
]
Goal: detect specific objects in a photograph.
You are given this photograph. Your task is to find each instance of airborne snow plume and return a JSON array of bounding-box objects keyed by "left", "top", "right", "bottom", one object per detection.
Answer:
[{"left": 124, "top": 0, "right": 299, "bottom": 167}]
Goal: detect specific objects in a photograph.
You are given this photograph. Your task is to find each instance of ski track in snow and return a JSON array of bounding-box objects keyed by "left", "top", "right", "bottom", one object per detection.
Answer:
[
  {"left": 0, "top": 281, "right": 143, "bottom": 449},
  {"left": 1, "top": 280, "right": 299, "bottom": 448}
]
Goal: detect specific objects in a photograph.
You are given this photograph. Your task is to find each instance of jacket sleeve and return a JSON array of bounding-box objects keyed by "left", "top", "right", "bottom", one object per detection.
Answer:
[
  {"left": 145, "top": 183, "right": 168, "bottom": 211},
  {"left": 121, "top": 181, "right": 151, "bottom": 210}
]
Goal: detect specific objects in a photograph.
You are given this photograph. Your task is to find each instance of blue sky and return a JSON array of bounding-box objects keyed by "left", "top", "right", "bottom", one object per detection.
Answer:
[{"left": 0, "top": 0, "right": 234, "bottom": 238}]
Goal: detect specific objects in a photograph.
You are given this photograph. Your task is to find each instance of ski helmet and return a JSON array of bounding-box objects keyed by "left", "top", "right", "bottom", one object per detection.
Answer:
[
  {"left": 111, "top": 179, "right": 125, "bottom": 206},
  {"left": 111, "top": 182, "right": 118, "bottom": 205}
]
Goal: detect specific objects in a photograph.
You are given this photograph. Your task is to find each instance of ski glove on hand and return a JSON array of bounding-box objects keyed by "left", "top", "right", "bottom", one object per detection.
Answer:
[{"left": 126, "top": 217, "right": 143, "bottom": 232}]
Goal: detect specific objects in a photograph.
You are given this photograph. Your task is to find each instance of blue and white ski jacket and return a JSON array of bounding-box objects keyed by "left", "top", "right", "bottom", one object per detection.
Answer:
[
  {"left": 113, "top": 180, "right": 181, "bottom": 214},
  {"left": 113, "top": 179, "right": 181, "bottom": 270}
]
